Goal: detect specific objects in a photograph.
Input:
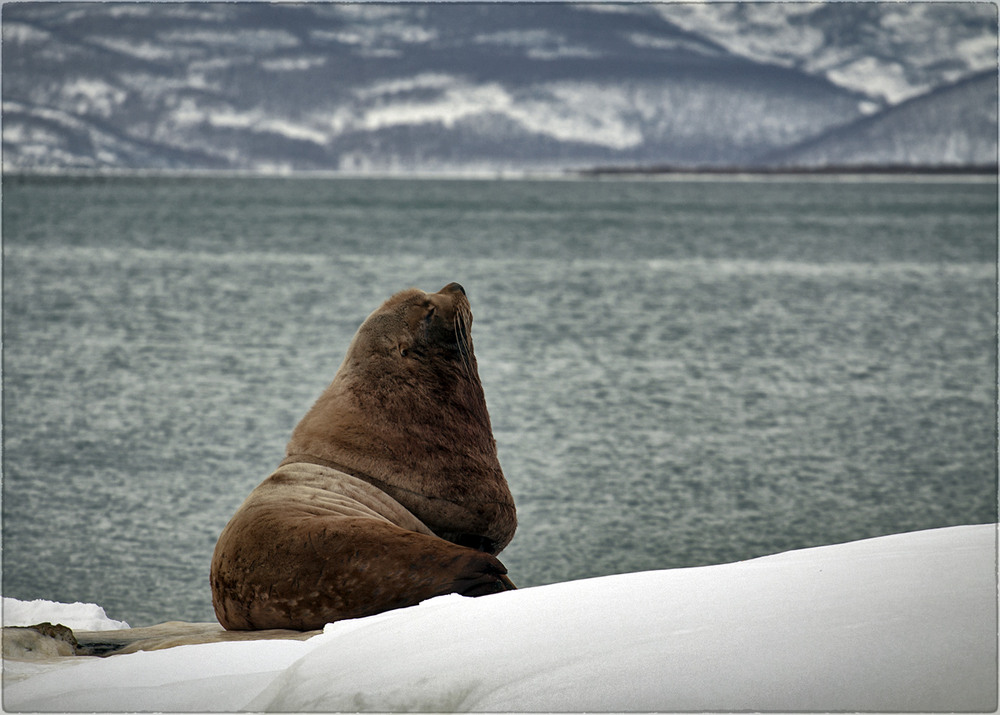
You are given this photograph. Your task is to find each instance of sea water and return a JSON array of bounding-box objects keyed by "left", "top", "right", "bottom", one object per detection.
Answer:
[{"left": 2, "top": 174, "right": 996, "bottom": 626}]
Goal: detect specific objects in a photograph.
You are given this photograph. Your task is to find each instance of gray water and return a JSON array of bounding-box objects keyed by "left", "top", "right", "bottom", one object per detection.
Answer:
[{"left": 2, "top": 174, "right": 996, "bottom": 626}]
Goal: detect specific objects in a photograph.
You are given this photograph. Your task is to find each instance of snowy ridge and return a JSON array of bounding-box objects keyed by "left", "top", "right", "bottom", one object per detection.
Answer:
[
  {"left": 655, "top": 3, "right": 998, "bottom": 104},
  {"left": 1, "top": 3, "right": 995, "bottom": 173},
  {"left": 3, "top": 524, "right": 996, "bottom": 712},
  {"left": 766, "top": 70, "right": 999, "bottom": 168}
]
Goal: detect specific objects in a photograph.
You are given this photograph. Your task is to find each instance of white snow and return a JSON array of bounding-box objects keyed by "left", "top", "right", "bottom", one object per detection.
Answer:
[
  {"left": 357, "top": 82, "right": 513, "bottom": 132},
  {"left": 157, "top": 29, "right": 300, "bottom": 51},
  {"left": 3, "top": 598, "right": 130, "bottom": 632},
  {"left": 349, "top": 77, "right": 645, "bottom": 150},
  {"left": 3, "top": 524, "right": 996, "bottom": 712},
  {"left": 625, "top": 32, "right": 722, "bottom": 57},
  {"left": 86, "top": 36, "right": 186, "bottom": 63},
  {"left": 471, "top": 28, "right": 600, "bottom": 60},
  {"left": 165, "top": 101, "right": 329, "bottom": 146},
  {"left": 352, "top": 72, "right": 459, "bottom": 100},
  {"left": 311, "top": 18, "right": 436, "bottom": 49},
  {"left": 2, "top": 22, "right": 53, "bottom": 45},
  {"left": 59, "top": 78, "right": 127, "bottom": 119},
  {"left": 507, "top": 83, "right": 643, "bottom": 150},
  {"left": 473, "top": 28, "right": 558, "bottom": 47},
  {"left": 657, "top": 3, "right": 997, "bottom": 104},
  {"left": 525, "top": 44, "right": 600, "bottom": 61},
  {"left": 825, "top": 57, "right": 913, "bottom": 106},
  {"left": 260, "top": 56, "right": 327, "bottom": 72}
]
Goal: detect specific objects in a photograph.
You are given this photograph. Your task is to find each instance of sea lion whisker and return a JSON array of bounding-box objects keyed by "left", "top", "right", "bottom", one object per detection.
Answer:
[{"left": 454, "top": 310, "right": 474, "bottom": 377}]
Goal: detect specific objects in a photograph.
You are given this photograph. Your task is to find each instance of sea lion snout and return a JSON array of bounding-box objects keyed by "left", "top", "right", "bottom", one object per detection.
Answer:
[{"left": 440, "top": 282, "right": 466, "bottom": 296}]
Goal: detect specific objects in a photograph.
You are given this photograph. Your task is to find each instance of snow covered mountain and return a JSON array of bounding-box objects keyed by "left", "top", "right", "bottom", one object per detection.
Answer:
[
  {"left": 764, "top": 70, "right": 999, "bottom": 169},
  {"left": 1, "top": 2, "right": 996, "bottom": 173}
]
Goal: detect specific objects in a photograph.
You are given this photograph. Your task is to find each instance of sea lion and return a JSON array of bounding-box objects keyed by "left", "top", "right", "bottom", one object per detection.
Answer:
[{"left": 210, "top": 282, "right": 517, "bottom": 631}]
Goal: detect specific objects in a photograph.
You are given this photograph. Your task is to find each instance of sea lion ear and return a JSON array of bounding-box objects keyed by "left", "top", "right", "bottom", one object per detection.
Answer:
[{"left": 397, "top": 341, "right": 412, "bottom": 358}]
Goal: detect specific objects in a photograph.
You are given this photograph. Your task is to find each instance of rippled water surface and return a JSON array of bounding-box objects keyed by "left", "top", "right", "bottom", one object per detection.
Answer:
[{"left": 3, "top": 174, "right": 996, "bottom": 625}]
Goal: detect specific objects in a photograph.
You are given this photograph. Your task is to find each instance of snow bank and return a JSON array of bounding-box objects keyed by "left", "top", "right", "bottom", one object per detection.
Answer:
[
  {"left": 2, "top": 598, "right": 129, "bottom": 631},
  {"left": 3, "top": 524, "right": 996, "bottom": 712}
]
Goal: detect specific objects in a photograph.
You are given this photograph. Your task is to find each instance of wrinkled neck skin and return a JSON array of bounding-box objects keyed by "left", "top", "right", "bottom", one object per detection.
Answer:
[{"left": 284, "top": 287, "right": 516, "bottom": 552}]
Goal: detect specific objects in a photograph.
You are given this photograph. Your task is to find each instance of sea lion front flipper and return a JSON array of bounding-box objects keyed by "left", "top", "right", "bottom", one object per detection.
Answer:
[
  {"left": 452, "top": 551, "right": 516, "bottom": 596},
  {"left": 498, "top": 573, "right": 516, "bottom": 590}
]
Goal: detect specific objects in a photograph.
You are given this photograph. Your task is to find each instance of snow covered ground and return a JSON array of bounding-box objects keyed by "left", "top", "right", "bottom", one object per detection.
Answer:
[
  {"left": 3, "top": 599, "right": 131, "bottom": 632},
  {"left": 3, "top": 524, "right": 996, "bottom": 712}
]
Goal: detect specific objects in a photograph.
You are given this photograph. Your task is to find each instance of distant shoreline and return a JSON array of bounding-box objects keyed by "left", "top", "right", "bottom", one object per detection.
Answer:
[
  {"left": 3, "top": 164, "right": 997, "bottom": 182},
  {"left": 577, "top": 163, "right": 1000, "bottom": 177}
]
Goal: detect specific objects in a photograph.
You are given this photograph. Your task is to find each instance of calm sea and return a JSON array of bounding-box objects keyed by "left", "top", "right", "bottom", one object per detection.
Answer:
[{"left": 2, "top": 174, "right": 996, "bottom": 627}]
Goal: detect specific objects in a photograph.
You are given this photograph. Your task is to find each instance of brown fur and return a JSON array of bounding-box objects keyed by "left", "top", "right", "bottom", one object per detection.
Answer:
[{"left": 211, "top": 283, "right": 517, "bottom": 630}]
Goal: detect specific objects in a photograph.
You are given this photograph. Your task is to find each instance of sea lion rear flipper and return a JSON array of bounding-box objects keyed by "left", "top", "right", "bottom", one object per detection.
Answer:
[{"left": 213, "top": 512, "right": 515, "bottom": 630}]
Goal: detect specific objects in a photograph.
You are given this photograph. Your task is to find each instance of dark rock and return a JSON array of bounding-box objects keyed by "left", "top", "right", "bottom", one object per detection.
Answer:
[{"left": 3, "top": 623, "right": 79, "bottom": 659}]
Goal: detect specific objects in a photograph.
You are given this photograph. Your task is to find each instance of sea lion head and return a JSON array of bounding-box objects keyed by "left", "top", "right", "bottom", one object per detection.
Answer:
[
  {"left": 346, "top": 282, "right": 478, "bottom": 394},
  {"left": 285, "top": 282, "right": 517, "bottom": 553}
]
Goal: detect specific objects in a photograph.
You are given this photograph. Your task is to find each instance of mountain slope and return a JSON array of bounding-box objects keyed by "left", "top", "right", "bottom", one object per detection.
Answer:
[
  {"left": 657, "top": 3, "right": 998, "bottom": 104},
  {"left": 763, "top": 71, "right": 998, "bottom": 168},
  {"left": 1, "top": 3, "right": 995, "bottom": 173}
]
